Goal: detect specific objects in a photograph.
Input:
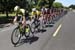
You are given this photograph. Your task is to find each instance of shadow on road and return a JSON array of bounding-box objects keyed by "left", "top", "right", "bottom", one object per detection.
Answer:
[
  {"left": 40, "top": 29, "right": 47, "bottom": 33},
  {"left": 15, "top": 36, "right": 39, "bottom": 47},
  {"left": 46, "top": 24, "right": 54, "bottom": 28},
  {"left": 0, "top": 24, "right": 10, "bottom": 28},
  {"left": 0, "top": 24, "right": 5, "bottom": 28}
]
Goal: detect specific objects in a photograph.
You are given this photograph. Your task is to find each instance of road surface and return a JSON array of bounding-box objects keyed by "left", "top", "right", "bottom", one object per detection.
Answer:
[{"left": 0, "top": 11, "right": 75, "bottom": 50}]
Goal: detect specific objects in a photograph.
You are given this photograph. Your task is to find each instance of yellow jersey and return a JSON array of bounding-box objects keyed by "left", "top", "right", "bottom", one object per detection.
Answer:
[
  {"left": 30, "top": 10, "right": 41, "bottom": 18},
  {"left": 31, "top": 10, "right": 41, "bottom": 16}
]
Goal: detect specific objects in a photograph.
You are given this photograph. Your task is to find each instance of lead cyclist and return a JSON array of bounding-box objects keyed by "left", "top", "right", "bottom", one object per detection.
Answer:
[{"left": 13, "top": 6, "right": 26, "bottom": 28}]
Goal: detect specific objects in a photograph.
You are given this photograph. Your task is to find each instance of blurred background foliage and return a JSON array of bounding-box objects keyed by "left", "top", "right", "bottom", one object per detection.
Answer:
[{"left": 0, "top": 0, "right": 73, "bottom": 17}]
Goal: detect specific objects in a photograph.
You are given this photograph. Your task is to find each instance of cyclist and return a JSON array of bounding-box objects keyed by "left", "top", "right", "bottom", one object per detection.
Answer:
[
  {"left": 46, "top": 8, "right": 52, "bottom": 24},
  {"left": 41, "top": 6, "right": 48, "bottom": 24},
  {"left": 30, "top": 8, "right": 41, "bottom": 19},
  {"left": 13, "top": 6, "right": 27, "bottom": 28},
  {"left": 30, "top": 8, "right": 42, "bottom": 32},
  {"left": 13, "top": 6, "right": 19, "bottom": 24},
  {"left": 30, "top": 8, "right": 41, "bottom": 23},
  {"left": 49, "top": 8, "right": 56, "bottom": 24}
]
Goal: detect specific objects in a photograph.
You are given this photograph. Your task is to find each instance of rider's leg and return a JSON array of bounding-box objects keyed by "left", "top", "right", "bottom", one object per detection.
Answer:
[
  {"left": 48, "top": 14, "right": 51, "bottom": 23},
  {"left": 47, "top": 14, "right": 49, "bottom": 23},
  {"left": 13, "top": 16, "right": 17, "bottom": 23},
  {"left": 51, "top": 14, "right": 54, "bottom": 24},
  {"left": 22, "top": 16, "right": 26, "bottom": 28}
]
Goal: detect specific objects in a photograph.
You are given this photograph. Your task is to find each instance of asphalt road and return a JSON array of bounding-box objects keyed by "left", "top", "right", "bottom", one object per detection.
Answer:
[
  {"left": 43, "top": 11, "right": 75, "bottom": 50},
  {"left": 0, "top": 11, "right": 75, "bottom": 50}
]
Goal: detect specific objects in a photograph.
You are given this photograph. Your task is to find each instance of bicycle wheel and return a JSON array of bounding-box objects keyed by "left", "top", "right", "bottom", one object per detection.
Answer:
[
  {"left": 31, "top": 22, "right": 35, "bottom": 33},
  {"left": 42, "top": 19, "right": 46, "bottom": 28},
  {"left": 25, "top": 24, "right": 31, "bottom": 37},
  {"left": 11, "top": 27, "right": 21, "bottom": 46}
]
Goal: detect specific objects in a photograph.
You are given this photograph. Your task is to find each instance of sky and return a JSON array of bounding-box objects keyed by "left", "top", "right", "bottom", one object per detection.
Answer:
[{"left": 55, "top": 0, "right": 75, "bottom": 7}]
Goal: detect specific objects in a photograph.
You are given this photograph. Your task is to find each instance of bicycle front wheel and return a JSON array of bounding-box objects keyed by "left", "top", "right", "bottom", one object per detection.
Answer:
[
  {"left": 11, "top": 27, "right": 21, "bottom": 46},
  {"left": 31, "top": 22, "right": 36, "bottom": 33}
]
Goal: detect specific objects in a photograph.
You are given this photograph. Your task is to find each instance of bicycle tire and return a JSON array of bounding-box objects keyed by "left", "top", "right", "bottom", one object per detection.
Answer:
[
  {"left": 11, "top": 27, "right": 21, "bottom": 46},
  {"left": 31, "top": 22, "right": 36, "bottom": 33}
]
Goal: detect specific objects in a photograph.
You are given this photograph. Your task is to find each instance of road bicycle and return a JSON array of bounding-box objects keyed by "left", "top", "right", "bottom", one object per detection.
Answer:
[
  {"left": 11, "top": 17, "right": 32, "bottom": 46},
  {"left": 31, "top": 17, "right": 40, "bottom": 33}
]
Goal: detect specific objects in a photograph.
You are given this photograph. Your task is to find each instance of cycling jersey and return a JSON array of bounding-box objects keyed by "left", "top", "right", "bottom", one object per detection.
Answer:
[
  {"left": 41, "top": 8, "right": 47, "bottom": 15},
  {"left": 47, "top": 9, "right": 51, "bottom": 14},
  {"left": 31, "top": 10, "right": 41, "bottom": 18},
  {"left": 25, "top": 11, "right": 30, "bottom": 20}
]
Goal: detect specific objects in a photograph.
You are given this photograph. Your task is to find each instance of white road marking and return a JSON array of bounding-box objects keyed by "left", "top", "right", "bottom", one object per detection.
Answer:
[{"left": 53, "top": 24, "right": 62, "bottom": 37}]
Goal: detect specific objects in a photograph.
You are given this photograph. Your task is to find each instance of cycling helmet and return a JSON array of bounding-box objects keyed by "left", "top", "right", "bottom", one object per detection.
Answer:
[
  {"left": 45, "top": 8, "right": 48, "bottom": 11},
  {"left": 14, "top": 6, "right": 20, "bottom": 12}
]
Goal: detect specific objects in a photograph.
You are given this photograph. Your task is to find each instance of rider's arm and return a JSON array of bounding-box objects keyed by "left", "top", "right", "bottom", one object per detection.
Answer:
[
  {"left": 13, "top": 13, "right": 18, "bottom": 24},
  {"left": 22, "top": 15, "right": 26, "bottom": 25}
]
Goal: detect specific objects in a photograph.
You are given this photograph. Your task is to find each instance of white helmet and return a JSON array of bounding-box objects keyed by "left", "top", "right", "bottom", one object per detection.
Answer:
[
  {"left": 14, "top": 6, "right": 20, "bottom": 12},
  {"left": 20, "top": 9, "right": 25, "bottom": 14},
  {"left": 45, "top": 8, "right": 47, "bottom": 11},
  {"left": 32, "top": 8, "right": 36, "bottom": 11}
]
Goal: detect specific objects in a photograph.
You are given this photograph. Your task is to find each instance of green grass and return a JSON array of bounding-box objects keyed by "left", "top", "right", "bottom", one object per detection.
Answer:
[
  {"left": 0, "top": 14, "right": 14, "bottom": 23},
  {"left": 0, "top": 13, "right": 21, "bottom": 17}
]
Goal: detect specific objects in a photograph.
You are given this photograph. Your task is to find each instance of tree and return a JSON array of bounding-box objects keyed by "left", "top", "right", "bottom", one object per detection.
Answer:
[
  {"left": 69, "top": 5, "right": 75, "bottom": 9},
  {"left": 33, "top": 0, "right": 55, "bottom": 9},
  {"left": 0, "top": 0, "right": 55, "bottom": 15},
  {"left": 48, "top": 0, "right": 55, "bottom": 8},
  {"left": 0, "top": 0, "right": 16, "bottom": 17},
  {"left": 0, "top": 0, "right": 30, "bottom": 17},
  {"left": 52, "top": 2, "right": 63, "bottom": 8}
]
